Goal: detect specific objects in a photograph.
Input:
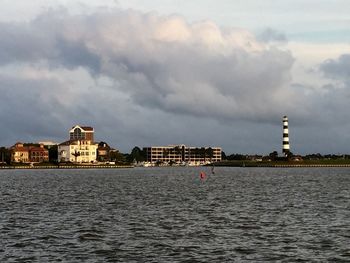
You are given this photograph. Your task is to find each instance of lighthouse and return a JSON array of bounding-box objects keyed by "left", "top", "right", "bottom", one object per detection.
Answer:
[{"left": 282, "top": 116, "right": 290, "bottom": 156}]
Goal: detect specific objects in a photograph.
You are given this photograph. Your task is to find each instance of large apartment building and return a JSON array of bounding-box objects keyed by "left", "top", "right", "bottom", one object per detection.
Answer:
[
  {"left": 58, "top": 140, "right": 98, "bottom": 163},
  {"left": 58, "top": 125, "right": 98, "bottom": 163},
  {"left": 143, "top": 145, "right": 222, "bottom": 165}
]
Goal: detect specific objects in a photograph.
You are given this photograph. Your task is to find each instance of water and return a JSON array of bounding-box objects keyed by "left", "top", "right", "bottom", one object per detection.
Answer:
[{"left": 1, "top": 167, "right": 349, "bottom": 262}]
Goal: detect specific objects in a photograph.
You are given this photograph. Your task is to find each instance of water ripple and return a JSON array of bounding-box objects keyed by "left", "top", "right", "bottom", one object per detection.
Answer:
[{"left": 0, "top": 167, "right": 349, "bottom": 262}]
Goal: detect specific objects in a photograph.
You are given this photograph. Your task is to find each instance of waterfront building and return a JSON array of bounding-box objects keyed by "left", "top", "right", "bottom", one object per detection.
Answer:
[
  {"left": 10, "top": 142, "right": 49, "bottom": 163},
  {"left": 10, "top": 143, "right": 29, "bottom": 163},
  {"left": 58, "top": 140, "right": 98, "bottom": 163},
  {"left": 282, "top": 116, "right": 290, "bottom": 156},
  {"left": 28, "top": 144, "right": 49, "bottom": 163},
  {"left": 58, "top": 125, "right": 98, "bottom": 163},
  {"left": 143, "top": 145, "right": 222, "bottom": 165},
  {"left": 69, "top": 125, "right": 94, "bottom": 141},
  {"left": 97, "top": 141, "right": 114, "bottom": 162}
]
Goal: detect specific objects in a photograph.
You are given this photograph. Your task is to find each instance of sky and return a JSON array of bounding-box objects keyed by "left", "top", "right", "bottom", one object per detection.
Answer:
[{"left": 1, "top": 0, "right": 350, "bottom": 155}]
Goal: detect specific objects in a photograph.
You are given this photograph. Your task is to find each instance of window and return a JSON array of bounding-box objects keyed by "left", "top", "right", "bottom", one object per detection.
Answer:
[{"left": 71, "top": 128, "right": 85, "bottom": 140}]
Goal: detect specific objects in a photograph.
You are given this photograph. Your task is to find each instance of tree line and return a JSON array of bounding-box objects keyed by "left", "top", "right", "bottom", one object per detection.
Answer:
[
  {"left": 3, "top": 144, "right": 350, "bottom": 166},
  {"left": 222, "top": 151, "right": 350, "bottom": 161}
]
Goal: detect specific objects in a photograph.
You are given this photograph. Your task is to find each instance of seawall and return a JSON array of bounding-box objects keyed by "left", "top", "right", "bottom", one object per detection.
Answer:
[{"left": 0, "top": 165, "right": 133, "bottom": 169}]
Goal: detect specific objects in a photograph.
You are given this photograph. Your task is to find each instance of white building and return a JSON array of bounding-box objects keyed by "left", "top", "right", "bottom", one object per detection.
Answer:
[
  {"left": 58, "top": 140, "right": 98, "bottom": 163},
  {"left": 58, "top": 125, "right": 98, "bottom": 163},
  {"left": 143, "top": 145, "right": 222, "bottom": 165}
]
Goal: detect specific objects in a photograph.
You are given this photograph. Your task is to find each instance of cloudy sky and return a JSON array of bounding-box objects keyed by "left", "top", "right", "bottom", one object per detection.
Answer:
[{"left": 1, "top": 0, "right": 350, "bottom": 154}]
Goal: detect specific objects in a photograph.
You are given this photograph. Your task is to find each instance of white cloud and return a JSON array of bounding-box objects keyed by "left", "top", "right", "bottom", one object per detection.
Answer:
[{"left": 0, "top": 9, "right": 297, "bottom": 121}]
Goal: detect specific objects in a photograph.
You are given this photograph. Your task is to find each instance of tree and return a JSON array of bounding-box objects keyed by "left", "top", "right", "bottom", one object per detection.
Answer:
[
  {"left": 286, "top": 151, "right": 294, "bottom": 159},
  {"left": 221, "top": 151, "right": 227, "bottom": 160},
  {"left": 0, "top": 147, "right": 11, "bottom": 164},
  {"left": 206, "top": 147, "right": 214, "bottom": 161},
  {"left": 200, "top": 147, "right": 206, "bottom": 162},
  {"left": 163, "top": 148, "right": 169, "bottom": 158},
  {"left": 72, "top": 150, "right": 80, "bottom": 163},
  {"left": 269, "top": 151, "right": 278, "bottom": 161},
  {"left": 48, "top": 145, "right": 58, "bottom": 163},
  {"left": 110, "top": 150, "right": 126, "bottom": 163},
  {"left": 174, "top": 146, "right": 184, "bottom": 161},
  {"left": 130, "top": 146, "right": 145, "bottom": 162}
]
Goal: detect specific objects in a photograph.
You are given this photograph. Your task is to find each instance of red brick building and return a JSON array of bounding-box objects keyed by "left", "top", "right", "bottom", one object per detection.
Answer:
[
  {"left": 69, "top": 125, "right": 94, "bottom": 141},
  {"left": 28, "top": 145, "right": 49, "bottom": 163}
]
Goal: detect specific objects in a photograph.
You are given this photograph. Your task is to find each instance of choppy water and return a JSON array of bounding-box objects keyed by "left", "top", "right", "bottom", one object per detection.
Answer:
[{"left": 1, "top": 167, "right": 349, "bottom": 262}]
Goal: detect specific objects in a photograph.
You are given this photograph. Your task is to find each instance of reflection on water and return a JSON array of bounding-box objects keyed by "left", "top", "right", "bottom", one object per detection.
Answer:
[{"left": 1, "top": 167, "right": 350, "bottom": 262}]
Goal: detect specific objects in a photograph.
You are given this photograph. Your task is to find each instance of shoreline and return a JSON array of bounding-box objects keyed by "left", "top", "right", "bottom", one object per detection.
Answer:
[
  {"left": 0, "top": 165, "right": 134, "bottom": 169},
  {"left": 2, "top": 164, "right": 350, "bottom": 169},
  {"left": 214, "top": 162, "right": 350, "bottom": 168},
  {"left": 248, "top": 164, "right": 350, "bottom": 168},
  {"left": 215, "top": 159, "right": 350, "bottom": 168}
]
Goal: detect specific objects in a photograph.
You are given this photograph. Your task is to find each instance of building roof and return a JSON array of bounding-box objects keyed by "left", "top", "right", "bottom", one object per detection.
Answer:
[
  {"left": 70, "top": 125, "right": 94, "bottom": 132},
  {"left": 59, "top": 140, "right": 77, "bottom": 146},
  {"left": 10, "top": 142, "right": 49, "bottom": 152},
  {"left": 81, "top": 126, "right": 94, "bottom": 131},
  {"left": 29, "top": 146, "right": 48, "bottom": 152},
  {"left": 10, "top": 142, "right": 27, "bottom": 152},
  {"left": 59, "top": 140, "right": 98, "bottom": 146},
  {"left": 144, "top": 145, "right": 221, "bottom": 150},
  {"left": 11, "top": 146, "right": 28, "bottom": 152}
]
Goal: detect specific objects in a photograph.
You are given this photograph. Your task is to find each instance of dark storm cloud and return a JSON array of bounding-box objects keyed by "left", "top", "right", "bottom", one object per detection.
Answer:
[
  {"left": 0, "top": 22, "right": 52, "bottom": 64},
  {"left": 0, "top": 73, "right": 66, "bottom": 142},
  {"left": 315, "top": 53, "right": 350, "bottom": 126},
  {"left": 54, "top": 37, "right": 102, "bottom": 73},
  {"left": 320, "top": 54, "right": 350, "bottom": 80}
]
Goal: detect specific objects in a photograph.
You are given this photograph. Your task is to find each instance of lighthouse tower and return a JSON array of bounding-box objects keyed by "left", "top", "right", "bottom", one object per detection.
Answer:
[{"left": 282, "top": 116, "right": 290, "bottom": 156}]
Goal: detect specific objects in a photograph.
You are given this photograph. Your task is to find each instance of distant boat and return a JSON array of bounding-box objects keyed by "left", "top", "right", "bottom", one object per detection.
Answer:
[{"left": 142, "top": 162, "right": 153, "bottom": 167}]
